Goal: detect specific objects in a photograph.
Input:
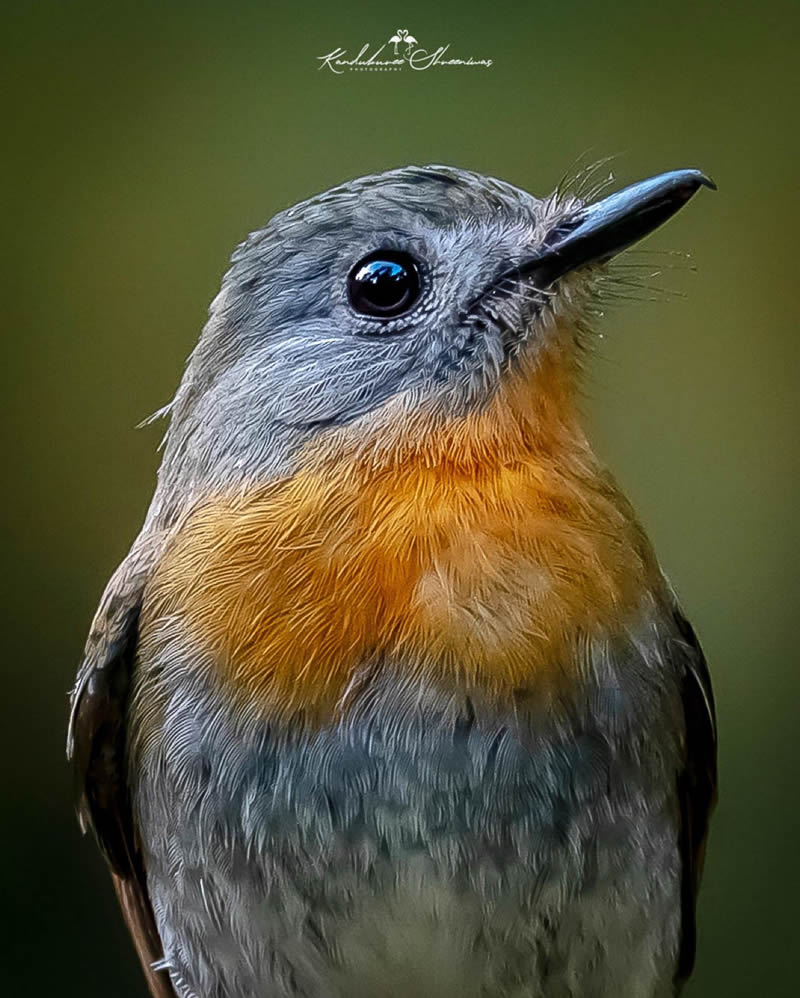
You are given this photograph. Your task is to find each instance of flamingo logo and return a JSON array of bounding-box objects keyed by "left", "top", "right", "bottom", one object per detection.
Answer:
[
  {"left": 317, "top": 27, "right": 492, "bottom": 74},
  {"left": 388, "top": 29, "right": 419, "bottom": 57}
]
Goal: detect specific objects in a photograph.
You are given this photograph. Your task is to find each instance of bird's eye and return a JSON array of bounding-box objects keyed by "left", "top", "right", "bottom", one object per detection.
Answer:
[{"left": 347, "top": 251, "right": 421, "bottom": 319}]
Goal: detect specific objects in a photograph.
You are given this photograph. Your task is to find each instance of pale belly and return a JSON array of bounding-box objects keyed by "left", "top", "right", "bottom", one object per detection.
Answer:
[{"left": 131, "top": 668, "right": 683, "bottom": 998}]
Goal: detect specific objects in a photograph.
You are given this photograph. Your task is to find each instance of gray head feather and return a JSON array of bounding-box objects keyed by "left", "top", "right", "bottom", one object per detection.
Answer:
[{"left": 150, "top": 165, "right": 585, "bottom": 522}]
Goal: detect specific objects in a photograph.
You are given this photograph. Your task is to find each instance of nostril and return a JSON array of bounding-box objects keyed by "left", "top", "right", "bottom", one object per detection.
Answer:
[{"left": 537, "top": 214, "right": 584, "bottom": 254}]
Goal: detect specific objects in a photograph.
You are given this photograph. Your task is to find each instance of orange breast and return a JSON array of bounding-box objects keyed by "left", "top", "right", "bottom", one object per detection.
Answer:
[{"left": 141, "top": 358, "right": 662, "bottom": 717}]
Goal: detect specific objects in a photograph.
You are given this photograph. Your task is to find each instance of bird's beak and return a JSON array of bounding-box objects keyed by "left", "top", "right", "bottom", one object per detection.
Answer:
[{"left": 522, "top": 168, "right": 715, "bottom": 286}]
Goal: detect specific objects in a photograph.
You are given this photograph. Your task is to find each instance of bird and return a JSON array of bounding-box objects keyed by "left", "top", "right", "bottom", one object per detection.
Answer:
[
  {"left": 389, "top": 30, "right": 407, "bottom": 56},
  {"left": 68, "top": 163, "right": 717, "bottom": 998}
]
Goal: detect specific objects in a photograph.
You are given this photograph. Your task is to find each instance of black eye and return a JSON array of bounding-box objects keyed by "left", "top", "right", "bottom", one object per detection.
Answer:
[{"left": 347, "top": 251, "right": 421, "bottom": 318}]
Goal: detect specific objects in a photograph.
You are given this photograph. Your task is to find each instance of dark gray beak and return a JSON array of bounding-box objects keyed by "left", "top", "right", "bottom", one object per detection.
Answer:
[{"left": 524, "top": 168, "right": 715, "bottom": 286}]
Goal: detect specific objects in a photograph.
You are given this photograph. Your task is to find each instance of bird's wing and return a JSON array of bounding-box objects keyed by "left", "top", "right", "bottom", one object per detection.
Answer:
[
  {"left": 672, "top": 607, "right": 718, "bottom": 988},
  {"left": 68, "top": 540, "right": 177, "bottom": 998}
]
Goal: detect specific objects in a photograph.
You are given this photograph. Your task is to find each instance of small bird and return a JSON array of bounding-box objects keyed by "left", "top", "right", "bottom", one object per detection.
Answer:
[{"left": 68, "top": 163, "right": 717, "bottom": 998}]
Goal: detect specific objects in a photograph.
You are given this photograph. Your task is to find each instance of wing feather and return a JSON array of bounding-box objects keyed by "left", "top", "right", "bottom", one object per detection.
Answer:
[
  {"left": 68, "top": 546, "right": 176, "bottom": 998},
  {"left": 673, "top": 608, "right": 718, "bottom": 987}
]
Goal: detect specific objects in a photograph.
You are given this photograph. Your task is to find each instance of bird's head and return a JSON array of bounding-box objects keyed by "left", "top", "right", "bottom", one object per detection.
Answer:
[{"left": 155, "top": 164, "right": 713, "bottom": 511}]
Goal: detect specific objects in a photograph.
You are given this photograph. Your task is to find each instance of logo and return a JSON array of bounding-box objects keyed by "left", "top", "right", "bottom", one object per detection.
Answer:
[{"left": 317, "top": 27, "right": 493, "bottom": 74}]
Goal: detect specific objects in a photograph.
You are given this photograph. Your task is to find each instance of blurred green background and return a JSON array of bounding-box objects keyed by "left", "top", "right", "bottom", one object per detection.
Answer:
[{"left": 2, "top": 0, "right": 798, "bottom": 994}]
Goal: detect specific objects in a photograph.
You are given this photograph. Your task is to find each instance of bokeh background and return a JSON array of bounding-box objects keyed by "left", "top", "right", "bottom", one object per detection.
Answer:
[{"left": 3, "top": 1, "right": 798, "bottom": 994}]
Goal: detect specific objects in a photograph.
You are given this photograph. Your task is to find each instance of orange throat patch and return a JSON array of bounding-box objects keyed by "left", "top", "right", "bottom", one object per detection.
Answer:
[{"left": 141, "top": 364, "right": 661, "bottom": 716}]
